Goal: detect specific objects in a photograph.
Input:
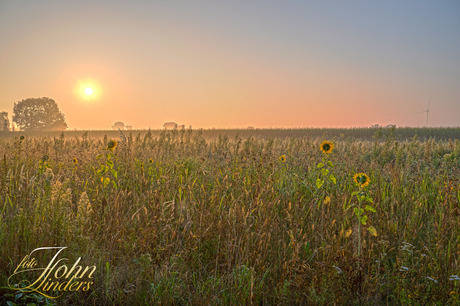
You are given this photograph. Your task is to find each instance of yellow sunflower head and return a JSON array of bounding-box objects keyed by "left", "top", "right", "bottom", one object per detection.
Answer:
[
  {"left": 320, "top": 141, "right": 334, "bottom": 154},
  {"left": 73, "top": 158, "right": 78, "bottom": 165},
  {"left": 149, "top": 158, "right": 154, "bottom": 164},
  {"left": 107, "top": 140, "right": 118, "bottom": 151},
  {"left": 353, "top": 173, "right": 370, "bottom": 188},
  {"left": 279, "top": 155, "right": 286, "bottom": 162}
]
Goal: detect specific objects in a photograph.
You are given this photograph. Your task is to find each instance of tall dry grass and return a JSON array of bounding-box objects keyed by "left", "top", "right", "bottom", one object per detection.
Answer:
[{"left": 0, "top": 128, "right": 459, "bottom": 304}]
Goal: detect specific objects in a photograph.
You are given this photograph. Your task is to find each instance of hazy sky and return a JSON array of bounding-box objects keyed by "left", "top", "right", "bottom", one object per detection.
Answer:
[{"left": 1, "top": 1, "right": 459, "bottom": 129}]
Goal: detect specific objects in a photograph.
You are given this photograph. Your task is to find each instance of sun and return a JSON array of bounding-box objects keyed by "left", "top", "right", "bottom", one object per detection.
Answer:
[
  {"left": 76, "top": 79, "right": 102, "bottom": 100},
  {"left": 84, "top": 87, "right": 93, "bottom": 96}
]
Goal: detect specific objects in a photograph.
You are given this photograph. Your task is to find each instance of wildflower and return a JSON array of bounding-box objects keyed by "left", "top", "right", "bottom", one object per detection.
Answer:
[
  {"left": 324, "top": 196, "right": 331, "bottom": 205},
  {"left": 353, "top": 173, "right": 370, "bottom": 188},
  {"left": 149, "top": 158, "right": 153, "bottom": 164},
  {"left": 107, "top": 139, "right": 118, "bottom": 150},
  {"left": 73, "top": 158, "right": 78, "bottom": 165},
  {"left": 332, "top": 265, "right": 342, "bottom": 274},
  {"left": 399, "top": 266, "right": 409, "bottom": 272},
  {"left": 320, "top": 140, "right": 334, "bottom": 154},
  {"left": 279, "top": 155, "right": 286, "bottom": 162},
  {"left": 425, "top": 276, "right": 438, "bottom": 283}
]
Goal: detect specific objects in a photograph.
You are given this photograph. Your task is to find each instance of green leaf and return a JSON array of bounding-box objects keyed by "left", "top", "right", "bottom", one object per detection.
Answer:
[
  {"left": 317, "top": 162, "right": 324, "bottom": 169},
  {"left": 360, "top": 215, "right": 368, "bottom": 225},
  {"left": 365, "top": 205, "right": 376, "bottom": 212},
  {"left": 365, "top": 196, "right": 374, "bottom": 203},
  {"left": 316, "top": 178, "right": 323, "bottom": 189},
  {"left": 353, "top": 207, "right": 364, "bottom": 217},
  {"left": 321, "top": 168, "right": 329, "bottom": 176},
  {"left": 327, "top": 161, "right": 334, "bottom": 168},
  {"left": 111, "top": 181, "right": 118, "bottom": 189},
  {"left": 96, "top": 154, "right": 103, "bottom": 160},
  {"left": 367, "top": 225, "right": 378, "bottom": 236},
  {"left": 111, "top": 169, "right": 118, "bottom": 179},
  {"left": 102, "top": 177, "right": 110, "bottom": 188},
  {"left": 329, "top": 174, "right": 336, "bottom": 184},
  {"left": 14, "top": 293, "right": 23, "bottom": 301}
]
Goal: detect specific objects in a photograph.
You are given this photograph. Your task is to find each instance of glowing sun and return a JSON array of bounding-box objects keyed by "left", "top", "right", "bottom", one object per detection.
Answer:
[
  {"left": 84, "top": 87, "right": 94, "bottom": 96},
  {"left": 76, "top": 79, "right": 101, "bottom": 100}
]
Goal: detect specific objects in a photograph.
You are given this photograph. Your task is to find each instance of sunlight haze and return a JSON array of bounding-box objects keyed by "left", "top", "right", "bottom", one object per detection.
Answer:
[{"left": 1, "top": 0, "right": 459, "bottom": 129}]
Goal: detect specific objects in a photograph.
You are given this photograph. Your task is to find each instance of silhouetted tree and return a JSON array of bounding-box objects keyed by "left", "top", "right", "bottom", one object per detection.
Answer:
[
  {"left": 112, "top": 121, "right": 125, "bottom": 130},
  {"left": 13, "top": 97, "right": 67, "bottom": 131},
  {"left": 163, "top": 122, "right": 178, "bottom": 129},
  {"left": 0, "top": 112, "right": 9, "bottom": 131}
]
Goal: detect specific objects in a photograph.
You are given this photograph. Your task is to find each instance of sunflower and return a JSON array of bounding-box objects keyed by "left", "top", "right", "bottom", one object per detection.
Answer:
[
  {"left": 149, "top": 158, "right": 154, "bottom": 164},
  {"left": 107, "top": 140, "right": 118, "bottom": 150},
  {"left": 73, "top": 158, "right": 78, "bottom": 165},
  {"left": 279, "top": 155, "right": 286, "bottom": 162},
  {"left": 320, "top": 141, "right": 334, "bottom": 154},
  {"left": 353, "top": 173, "right": 370, "bottom": 188}
]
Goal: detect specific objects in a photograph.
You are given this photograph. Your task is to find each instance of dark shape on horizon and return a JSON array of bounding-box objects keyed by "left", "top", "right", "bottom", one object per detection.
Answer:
[
  {"left": 13, "top": 97, "right": 67, "bottom": 131},
  {"left": 1, "top": 112, "right": 10, "bottom": 131},
  {"left": 163, "top": 122, "right": 178, "bottom": 129},
  {"left": 247, "top": 126, "right": 255, "bottom": 130},
  {"left": 112, "top": 121, "right": 125, "bottom": 130}
]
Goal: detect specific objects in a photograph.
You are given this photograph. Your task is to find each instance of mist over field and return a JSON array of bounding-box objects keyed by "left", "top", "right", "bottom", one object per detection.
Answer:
[{"left": 1, "top": 1, "right": 459, "bottom": 304}]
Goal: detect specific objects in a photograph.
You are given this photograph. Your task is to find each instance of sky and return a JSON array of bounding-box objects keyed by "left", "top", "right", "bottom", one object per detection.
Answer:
[{"left": 1, "top": 0, "right": 459, "bottom": 129}]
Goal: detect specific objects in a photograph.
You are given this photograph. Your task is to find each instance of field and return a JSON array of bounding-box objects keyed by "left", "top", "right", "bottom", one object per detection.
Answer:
[{"left": 0, "top": 127, "right": 459, "bottom": 304}]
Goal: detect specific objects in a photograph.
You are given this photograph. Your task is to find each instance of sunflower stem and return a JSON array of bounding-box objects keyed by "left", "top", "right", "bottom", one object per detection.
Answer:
[{"left": 358, "top": 192, "right": 361, "bottom": 258}]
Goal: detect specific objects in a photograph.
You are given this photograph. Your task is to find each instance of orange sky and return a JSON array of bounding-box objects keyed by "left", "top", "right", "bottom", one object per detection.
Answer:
[{"left": 1, "top": 1, "right": 459, "bottom": 129}]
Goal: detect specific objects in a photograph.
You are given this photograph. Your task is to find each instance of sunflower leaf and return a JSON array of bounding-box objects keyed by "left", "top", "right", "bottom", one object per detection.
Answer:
[
  {"left": 317, "top": 162, "right": 324, "bottom": 169},
  {"left": 327, "top": 161, "right": 334, "bottom": 168},
  {"left": 345, "top": 228, "right": 353, "bottom": 238},
  {"left": 316, "top": 179, "right": 323, "bottom": 189},
  {"left": 367, "top": 226, "right": 378, "bottom": 236},
  {"left": 365, "top": 205, "right": 376, "bottom": 212},
  {"left": 360, "top": 215, "right": 368, "bottom": 225},
  {"left": 365, "top": 196, "right": 374, "bottom": 203},
  {"left": 102, "top": 177, "right": 110, "bottom": 188},
  {"left": 329, "top": 174, "right": 336, "bottom": 184},
  {"left": 354, "top": 207, "right": 364, "bottom": 217}
]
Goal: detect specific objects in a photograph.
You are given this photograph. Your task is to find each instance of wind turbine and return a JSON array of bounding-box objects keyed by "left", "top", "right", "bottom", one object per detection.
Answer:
[{"left": 417, "top": 97, "right": 431, "bottom": 126}]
